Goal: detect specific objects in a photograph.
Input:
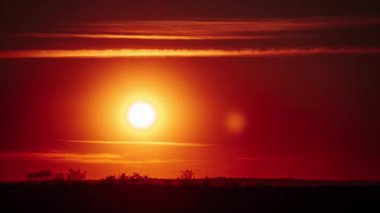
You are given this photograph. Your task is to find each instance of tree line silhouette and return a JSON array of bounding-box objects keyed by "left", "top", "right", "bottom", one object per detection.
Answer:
[
  {"left": 25, "top": 169, "right": 194, "bottom": 184},
  {"left": 26, "top": 169, "right": 86, "bottom": 181}
]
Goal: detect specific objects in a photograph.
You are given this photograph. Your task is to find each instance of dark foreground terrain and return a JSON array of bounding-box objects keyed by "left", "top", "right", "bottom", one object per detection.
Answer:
[{"left": 1, "top": 180, "right": 379, "bottom": 213}]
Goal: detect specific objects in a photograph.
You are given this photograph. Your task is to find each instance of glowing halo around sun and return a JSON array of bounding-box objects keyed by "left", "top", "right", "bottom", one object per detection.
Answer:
[{"left": 127, "top": 101, "right": 157, "bottom": 129}]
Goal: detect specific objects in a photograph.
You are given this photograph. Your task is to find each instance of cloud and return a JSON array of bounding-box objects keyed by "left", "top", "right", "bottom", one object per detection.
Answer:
[
  {"left": 236, "top": 157, "right": 263, "bottom": 161},
  {"left": 1, "top": 16, "right": 378, "bottom": 54},
  {"left": 0, "top": 151, "right": 198, "bottom": 164},
  {"left": 63, "top": 139, "right": 212, "bottom": 147},
  {"left": 236, "top": 156, "right": 296, "bottom": 161},
  {"left": 12, "top": 33, "right": 271, "bottom": 40},
  {"left": 0, "top": 16, "right": 380, "bottom": 43},
  {"left": 0, "top": 47, "right": 379, "bottom": 58},
  {"left": 84, "top": 16, "right": 379, "bottom": 34},
  {"left": 7, "top": 16, "right": 379, "bottom": 39}
]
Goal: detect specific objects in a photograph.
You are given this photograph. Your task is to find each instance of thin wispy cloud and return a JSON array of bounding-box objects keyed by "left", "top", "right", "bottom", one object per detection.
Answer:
[
  {"left": 11, "top": 33, "right": 271, "bottom": 40},
  {"left": 236, "top": 157, "right": 263, "bottom": 161},
  {"left": 35, "top": 16, "right": 380, "bottom": 37},
  {"left": 1, "top": 16, "right": 379, "bottom": 55},
  {"left": 235, "top": 156, "right": 295, "bottom": 162},
  {"left": 236, "top": 156, "right": 296, "bottom": 161},
  {"left": 64, "top": 139, "right": 212, "bottom": 147},
  {"left": 0, "top": 151, "right": 198, "bottom": 164},
  {"left": 1, "top": 16, "right": 379, "bottom": 51},
  {"left": 0, "top": 47, "right": 379, "bottom": 58}
]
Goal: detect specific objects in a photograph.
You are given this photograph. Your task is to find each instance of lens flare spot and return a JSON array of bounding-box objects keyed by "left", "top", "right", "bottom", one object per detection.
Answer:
[{"left": 226, "top": 111, "right": 246, "bottom": 134}]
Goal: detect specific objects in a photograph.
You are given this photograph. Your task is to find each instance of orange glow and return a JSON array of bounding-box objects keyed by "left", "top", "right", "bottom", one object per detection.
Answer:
[{"left": 76, "top": 61, "right": 207, "bottom": 145}]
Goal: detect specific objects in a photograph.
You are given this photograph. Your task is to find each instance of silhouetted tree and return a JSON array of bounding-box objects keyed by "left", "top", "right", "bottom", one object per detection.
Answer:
[
  {"left": 179, "top": 170, "right": 194, "bottom": 186},
  {"left": 119, "top": 173, "right": 127, "bottom": 181},
  {"left": 179, "top": 170, "right": 194, "bottom": 180},
  {"left": 130, "top": 172, "right": 143, "bottom": 183},
  {"left": 66, "top": 169, "right": 86, "bottom": 181}
]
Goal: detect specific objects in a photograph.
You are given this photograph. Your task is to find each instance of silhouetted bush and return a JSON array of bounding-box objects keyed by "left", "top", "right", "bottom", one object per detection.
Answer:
[
  {"left": 52, "top": 172, "right": 65, "bottom": 182},
  {"left": 66, "top": 169, "right": 86, "bottom": 181},
  {"left": 101, "top": 175, "right": 116, "bottom": 183},
  {"left": 129, "top": 172, "right": 149, "bottom": 184},
  {"left": 26, "top": 169, "right": 87, "bottom": 182},
  {"left": 26, "top": 169, "right": 53, "bottom": 181},
  {"left": 100, "top": 172, "right": 150, "bottom": 184}
]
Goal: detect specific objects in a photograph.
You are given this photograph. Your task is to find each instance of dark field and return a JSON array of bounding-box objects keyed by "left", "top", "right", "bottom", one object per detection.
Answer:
[{"left": 1, "top": 180, "right": 379, "bottom": 213}]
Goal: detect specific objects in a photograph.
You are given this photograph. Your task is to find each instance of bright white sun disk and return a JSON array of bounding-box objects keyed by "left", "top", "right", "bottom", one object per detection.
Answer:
[{"left": 127, "top": 102, "right": 156, "bottom": 129}]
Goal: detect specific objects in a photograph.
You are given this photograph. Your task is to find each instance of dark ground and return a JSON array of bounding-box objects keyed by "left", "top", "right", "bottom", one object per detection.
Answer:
[{"left": 0, "top": 180, "right": 379, "bottom": 213}]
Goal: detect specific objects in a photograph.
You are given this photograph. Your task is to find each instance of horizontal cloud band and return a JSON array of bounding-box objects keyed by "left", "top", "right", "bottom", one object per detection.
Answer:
[
  {"left": 1, "top": 48, "right": 379, "bottom": 58},
  {"left": 0, "top": 151, "right": 198, "bottom": 164},
  {"left": 64, "top": 140, "right": 212, "bottom": 147}
]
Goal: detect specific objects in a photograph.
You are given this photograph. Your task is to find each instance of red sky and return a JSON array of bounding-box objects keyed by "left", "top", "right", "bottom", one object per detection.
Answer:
[{"left": 0, "top": 0, "right": 380, "bottom": 181}]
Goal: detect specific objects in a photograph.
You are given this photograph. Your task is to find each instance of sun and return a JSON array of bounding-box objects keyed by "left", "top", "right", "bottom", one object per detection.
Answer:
[{"left": 127, "top": 101, "right": 157, "bottom": 129}]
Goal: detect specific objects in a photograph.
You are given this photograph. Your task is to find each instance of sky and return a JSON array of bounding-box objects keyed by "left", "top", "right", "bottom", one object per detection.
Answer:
[{"left": 0, "top": 0, "right": 380, "bottom": 181}]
